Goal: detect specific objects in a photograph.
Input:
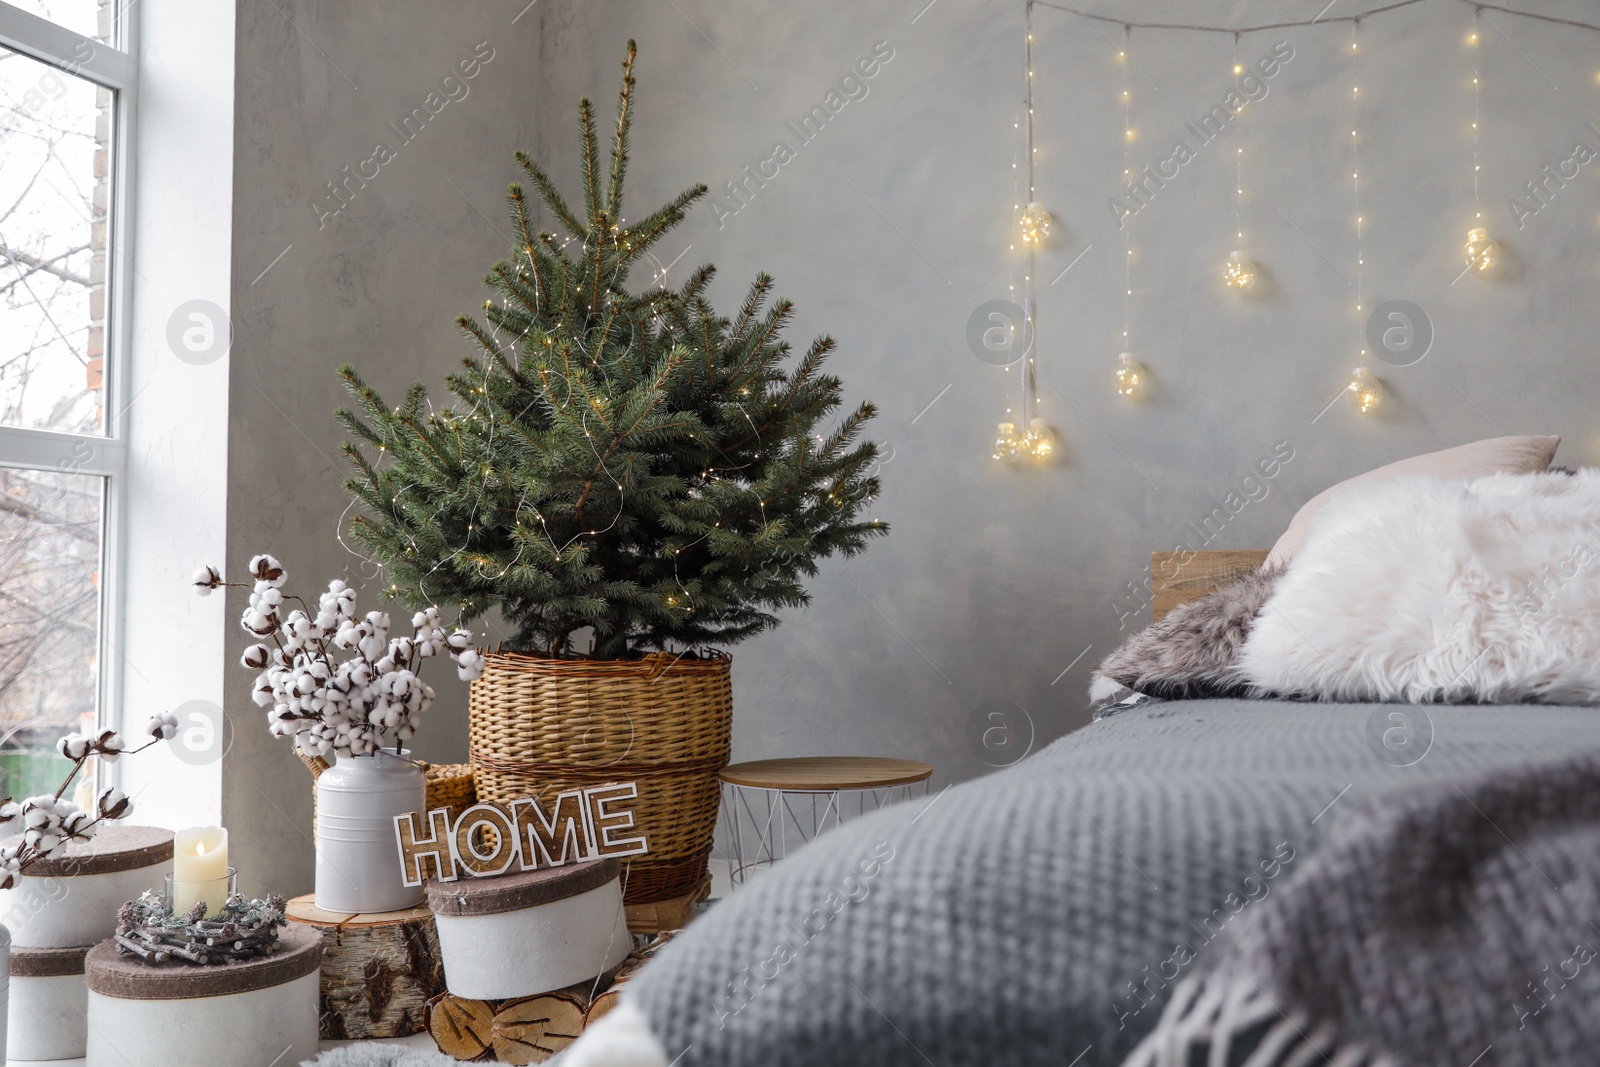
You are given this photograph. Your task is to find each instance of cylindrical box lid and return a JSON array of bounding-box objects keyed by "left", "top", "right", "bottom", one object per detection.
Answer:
[
  {"left": 426, "top": 858, "right": 620, "bottom": 917},
  {"left": 11, "top": 943, "right": 90, "bottom": 978},
  {"left": 85, "top": 925, "right": 322, "bottom": 1000},
  {"left": 13, "top": 825, "right": 174, "bottom": 877}
]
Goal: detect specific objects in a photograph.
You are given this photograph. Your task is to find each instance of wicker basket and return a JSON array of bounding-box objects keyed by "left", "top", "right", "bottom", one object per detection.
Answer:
[
  {"left": 467, "top": 650, "right": 732, "bottom": 904},
  {"left": 300, "top": 754, "right": 478, "bottom": 833}
]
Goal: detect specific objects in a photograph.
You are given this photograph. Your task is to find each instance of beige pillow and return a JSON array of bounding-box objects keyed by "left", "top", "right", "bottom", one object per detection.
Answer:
[{"left": 1266, "top": 435, "right": 1560, "bottom": 566}]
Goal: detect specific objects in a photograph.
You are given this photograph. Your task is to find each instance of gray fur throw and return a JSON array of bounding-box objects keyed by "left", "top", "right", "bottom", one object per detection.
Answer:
[
  {"left": 302, "top": 1043, "right": 459, "bottom": 1067},
  {"left": 1090, "top": 566, "right": 1282, "bottom": 703},
  {"left": 1121, "top": 746, "right": 1600, "bottom": 1066}
]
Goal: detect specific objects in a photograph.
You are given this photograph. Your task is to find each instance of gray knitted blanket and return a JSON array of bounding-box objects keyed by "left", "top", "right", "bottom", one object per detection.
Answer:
[
  {"left": 585, "top": 700, "right": 1600, "bottom": 1066},
  {"left": 1123, "top": 746, "right": 1600, "bottom": 1066}
]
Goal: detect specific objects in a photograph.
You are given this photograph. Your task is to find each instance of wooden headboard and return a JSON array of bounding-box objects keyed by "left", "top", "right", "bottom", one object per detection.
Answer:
[{"left": 1150, "top": 549, "right": 1271, "bottom": 621}]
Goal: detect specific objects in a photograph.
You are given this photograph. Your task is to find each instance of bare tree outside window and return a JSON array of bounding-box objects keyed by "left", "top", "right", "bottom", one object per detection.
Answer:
[{"left": 0, "top": 0, "right": 117, "bottom": 801}]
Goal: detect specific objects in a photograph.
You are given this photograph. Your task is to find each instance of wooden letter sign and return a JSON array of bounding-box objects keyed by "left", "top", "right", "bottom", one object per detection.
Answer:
[{"left": 394, "top": 782, "right": 648, "bottom": 886}]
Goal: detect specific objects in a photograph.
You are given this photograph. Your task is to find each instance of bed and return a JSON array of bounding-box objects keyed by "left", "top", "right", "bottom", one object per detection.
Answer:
[
  {"left": 566, "top": 697, "right": 1600, "bottom": 1066},
  {"left": 563, "top": 452, "right": 1600, "bottom": 1067}
]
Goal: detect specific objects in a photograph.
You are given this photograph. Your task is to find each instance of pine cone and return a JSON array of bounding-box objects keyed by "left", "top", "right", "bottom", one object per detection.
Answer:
[{"left": 186, "top": 901, "right": 208, "bottom": 923}]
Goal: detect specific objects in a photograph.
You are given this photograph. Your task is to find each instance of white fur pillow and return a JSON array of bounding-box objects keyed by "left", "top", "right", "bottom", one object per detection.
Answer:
[
  {"left": 1265, "top": 435, "right": 1559, "bottom": 566},
  {"left": 1240, "top": 470, "right": 1600, "bottom": 703}
]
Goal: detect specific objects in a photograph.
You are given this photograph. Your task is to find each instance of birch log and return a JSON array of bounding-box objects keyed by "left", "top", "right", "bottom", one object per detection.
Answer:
[{"left": 285, "top": 895, "right": 445, "bottom": 1040}]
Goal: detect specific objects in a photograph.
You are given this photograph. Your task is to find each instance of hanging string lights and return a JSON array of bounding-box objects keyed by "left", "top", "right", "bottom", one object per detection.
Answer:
[
  {"left": 995, "top": 5, "right": 1054, "bottom": 463},
  {"left": 1223, "top": 33, "right": 1260, "bottom": 293},
  {"left": 1463, "top": 7, "right": 1497, "bottom": 273},
  {"left": 1020, "top": 202, "right": 1051, "bottom": 246},
  {"left": 1344, "top": 19, "right": 1382, "bottom": 415},
  {"left": 1008, "top": 0, "right": 1600, "bottom": 442},
  {"left": 1114, "top": 26, "right": 1150, "bottom": 400}
]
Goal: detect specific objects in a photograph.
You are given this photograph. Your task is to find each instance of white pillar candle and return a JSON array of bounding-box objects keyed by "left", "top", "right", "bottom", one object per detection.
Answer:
[{"left": 171, "top": 827, "right": 229, "bottom": 915}]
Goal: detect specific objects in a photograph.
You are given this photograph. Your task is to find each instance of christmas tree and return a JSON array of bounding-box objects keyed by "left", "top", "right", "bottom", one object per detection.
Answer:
[{"left": 336, "top": 42, "right": 887, "bottom": 659}]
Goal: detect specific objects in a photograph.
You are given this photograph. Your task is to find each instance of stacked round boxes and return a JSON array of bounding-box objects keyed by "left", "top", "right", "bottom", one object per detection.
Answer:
[
  {"left": 0, "top": 826, "right": 174, "bottom": 1062},
  {"left": 426, "top": 858, "right": 631, "bottom": 1000},
  {"left": 84, "top": 925, "right": 322, "bottom": 1066}
]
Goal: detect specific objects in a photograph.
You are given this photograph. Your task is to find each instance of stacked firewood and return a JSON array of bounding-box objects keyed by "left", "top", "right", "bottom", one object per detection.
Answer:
[
  {"left": 425, "top": 932, "right": 674, "bottom": 1064},
  {"left": 114, "top": 891, "right": 287, "bottom": 966}
]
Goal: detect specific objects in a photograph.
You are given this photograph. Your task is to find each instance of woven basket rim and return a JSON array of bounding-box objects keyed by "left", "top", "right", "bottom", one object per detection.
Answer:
[{"left": 483, "top": 649, "right": 731, "bottom": 678}]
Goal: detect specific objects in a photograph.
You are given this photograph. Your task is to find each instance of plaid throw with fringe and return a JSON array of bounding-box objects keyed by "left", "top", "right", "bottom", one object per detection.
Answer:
[{"left": 1121, "top": 749, "right": 1600, "bottom": 1067}]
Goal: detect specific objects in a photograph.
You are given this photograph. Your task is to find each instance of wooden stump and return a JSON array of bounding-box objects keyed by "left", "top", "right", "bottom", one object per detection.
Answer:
[
  {"left": 425, "top": 991, "right": 496, "bottom": 1061},
  {"left": 587, "top": 930, "right": 676, "bottom": 1024},
  {"left": 426, "top": 984, "right": 591, "bottom": 1064},
  {"left": 491, "top": 990, "right": 589, "bottom": 1064},
  {"left": 286, "top": 895, "right": 445, "bottom": 1040},
  {"left": 422, "top": 934, "right": 679, "bottom": 1062}
]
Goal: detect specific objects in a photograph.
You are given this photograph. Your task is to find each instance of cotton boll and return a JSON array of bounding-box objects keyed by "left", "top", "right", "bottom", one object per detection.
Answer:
[
  {"left": 56, "top": 734, "right": 90, "bottom": 761},
  {"left": 241, "top": 644, "right": 271, "bottom": 670},
  {"left": 0, "top": 801, "right": 21, "bottom": 837},
  {"left": 249, "top": 553, "right": 287, "bottom": 587},
  {"left": 192, "top": 565, "right": 223, "bottom": 595},
  {"left": 447, "top": 629, "right": 473, "bottom": 651},
  {"left": 63, "top": 810, "right": 98, "bottom": 840},
  {"left": 96, "top": 787, "right": 132, "bottom": 820},
  {"left": 27, "top": 830, "right": 62, "bottom": 855}
]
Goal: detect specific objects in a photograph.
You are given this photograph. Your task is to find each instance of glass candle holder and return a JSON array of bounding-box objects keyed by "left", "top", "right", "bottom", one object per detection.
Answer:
[{"left": 164, "top": 866, "right": 237, "bottom": 918}]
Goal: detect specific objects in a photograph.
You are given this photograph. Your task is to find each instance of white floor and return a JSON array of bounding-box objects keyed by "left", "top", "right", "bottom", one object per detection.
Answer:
[{"left": 23, "top": 1032, "right": 439, "bottom": 1067}]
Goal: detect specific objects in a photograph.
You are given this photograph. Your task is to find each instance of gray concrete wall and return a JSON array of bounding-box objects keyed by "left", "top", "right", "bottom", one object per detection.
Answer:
[
  {"left": 223, "top": 3, "right": 538, "bottom": 896},
  {"left": 529, "top": 0, "right": 1600, "bottom": 792},
  {"left": 218, "top": 0, "right": 1600, "bottom": 894}
]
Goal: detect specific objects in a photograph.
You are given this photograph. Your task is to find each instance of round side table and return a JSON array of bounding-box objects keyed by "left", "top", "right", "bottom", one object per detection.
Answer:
[{"left": 718, "top": 757, "right": 932, "bottom": 886}]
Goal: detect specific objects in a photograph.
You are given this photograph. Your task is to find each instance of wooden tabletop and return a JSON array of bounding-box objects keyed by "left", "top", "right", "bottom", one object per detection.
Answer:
[
  {"left": 719, "top": 757, "right": 932, "bottom": 791},
  {"left": 285, "top": 895, "right": 434, "bottom": 928}
]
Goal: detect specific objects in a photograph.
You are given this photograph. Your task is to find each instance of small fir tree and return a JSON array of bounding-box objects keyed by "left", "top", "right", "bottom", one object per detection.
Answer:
[{"left": 336, "top": 42, "right": 887, "bottom": 659}]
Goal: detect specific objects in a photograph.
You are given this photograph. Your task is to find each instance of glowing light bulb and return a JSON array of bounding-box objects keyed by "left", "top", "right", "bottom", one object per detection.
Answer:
[
  {"left": 1346, "top": 367, "right": 1383, "bottom": 415},
  {"left": 992, "top": 421, "right": 1022, "bottom": 461},
  {"left": 1464, "top": 226, "right": 1497, "bottom": 272},
  {"left": 1115, "top": 352, "right": 1147, "bottom": 399},
  {"left": 1223, "top": 249, "right": 1258, "bottom": 292},
  {"left": 1021, "top": 418, "right": 1055, "bottom": 459},
  {"left": 1019, "top": 202, "right": 1051, "bottom": 246}
]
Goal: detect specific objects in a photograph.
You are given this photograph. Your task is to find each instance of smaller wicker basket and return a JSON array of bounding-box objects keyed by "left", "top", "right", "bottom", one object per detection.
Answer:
[{"left": 299, "top": 753, "right": 477, "bottom": 837}]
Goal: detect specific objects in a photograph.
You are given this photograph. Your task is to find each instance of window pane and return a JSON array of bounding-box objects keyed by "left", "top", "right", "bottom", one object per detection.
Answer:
[
  {"left": 2, "top": 0, "right": 112, "bottom": 44},
  {"left": 0, "top": 466, "right": 102, "bottom": 803},
  {"left": 0, "top": 46, "right": 113, "bottom": 434}
]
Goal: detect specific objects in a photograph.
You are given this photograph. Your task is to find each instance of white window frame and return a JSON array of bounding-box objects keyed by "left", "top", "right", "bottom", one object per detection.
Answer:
[{"left": 0, "top": 1, "right": 137, "bottom": 764}]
